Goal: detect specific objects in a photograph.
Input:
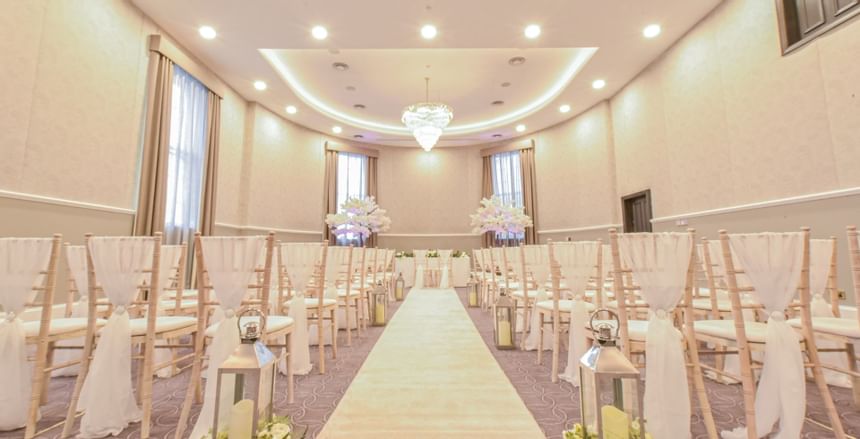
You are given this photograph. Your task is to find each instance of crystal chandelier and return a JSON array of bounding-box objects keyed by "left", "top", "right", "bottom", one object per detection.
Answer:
[{"left": 401, "top": 78, "right": 453, "bottom": 152}]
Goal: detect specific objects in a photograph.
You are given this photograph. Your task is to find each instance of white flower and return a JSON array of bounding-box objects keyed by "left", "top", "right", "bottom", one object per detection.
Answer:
[{"left": 269, "top": 423, "right": 291, "bottom": 439}]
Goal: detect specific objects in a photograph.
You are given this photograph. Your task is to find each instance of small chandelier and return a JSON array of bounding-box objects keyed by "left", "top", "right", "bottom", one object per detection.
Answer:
[{"left": 401, "top": 77, "right": 453, "bottom": 152}]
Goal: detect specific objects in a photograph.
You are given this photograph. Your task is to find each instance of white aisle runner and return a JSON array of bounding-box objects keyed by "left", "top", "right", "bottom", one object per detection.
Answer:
[{"left": 318, "top": 287, "right": 545, "bottom": 438}]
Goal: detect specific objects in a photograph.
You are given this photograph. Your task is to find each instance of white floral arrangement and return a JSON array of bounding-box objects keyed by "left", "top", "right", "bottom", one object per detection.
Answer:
[
  {"left": 469, "top": 196, "right": 533, "bottom": 235},
  {"left": 201, "top": 415, "right": 303, "bottom": 439},
  {"left": 325, "top": 196, "right": 392, "bottom": 239}
]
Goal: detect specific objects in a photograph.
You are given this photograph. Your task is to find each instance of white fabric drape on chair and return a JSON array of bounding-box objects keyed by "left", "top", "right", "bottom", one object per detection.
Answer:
[
  {"left": 78, "top": 237, "right": 155, "bottom": 438},
  {"left": 413, "top": 250, "right": 427, "bottom": 289},
  {"left": 0, "top": 238, "right": 53, "bottom": 431},
  {"left": 52, "top": 245, "right": 89, "bottom": 377},
  {"left": 553, "top": 242, "right": 600, "bottom": 385},
  {"left": 524, "top": 246, "right": 552, "bottom": 350},
  {"left": 618, "top": 233, "right": 692, "bottom": 439},
  {"left": 280, "top": 243, "right": 321, "bottom": 375},
  {"left": 439, "top": 250, "right": 452, "bottom": 288},
  {"left": 189, "top": 236, "right": 265, "bottom": 439},
  {"left": 722, "top": 233, "right": 805, "bottom": 439},
  {"left": 809, "top": 240, "right": 849, "bottom": 387},
  {"left": 151, "top": 245, "right": 184, "bottom": 379}
]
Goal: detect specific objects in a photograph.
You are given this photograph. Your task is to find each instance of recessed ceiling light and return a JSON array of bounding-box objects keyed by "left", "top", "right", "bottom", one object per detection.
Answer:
[
  {"left": 332, "top": 62, "right": 349, "bottom": 71},
  {"left": 508, "top": 56, "right": 526, "bottom": 66},
  {"left": 643, "top": 24, "right": 661, "bottom": 38},
  {"left": 421, "top": 24, "right": 437, "bottom": 39},
  {"left": 332, "top": 126, "right": 343, "bottom": 134},
  {"left": 501, "top": 82, "right": 511, "bottom": 88},
  {"left": 524, "top": 24, "right": 541, "bottom": 39},
  {"left": 311, "top": 25, "right": 328, "bottom": 40},
  {"left": 285, "top": 105, "right": 297, "bottom": 114},
  {"left": 253, "top": 80, "right": 267, "bottom": 91},
  {"left": 491, "top": 100, "right": 505, "bottom": 106},
  {"left": 353, "top": 104, "right": 366, "bottom": 109},
  {"left": 353, "top": 134, "right": 364, "bottom": 139},
  {"left": 492, "top": 134, "right": 503, "bottom": 138},
  {"left": 559, "top": 104, "right": 571, "bottom": 113},
  {"left": 592, "top": 79, "right": 606, "bottom": 90},
  {"left": 515, "top": 124, "right": 526, "bottom": 133},
  {"left": 198, "top": 26, "right": 217, "bottom": 40}
]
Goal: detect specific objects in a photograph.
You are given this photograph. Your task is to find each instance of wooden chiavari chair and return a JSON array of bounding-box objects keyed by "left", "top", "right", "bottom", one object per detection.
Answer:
[
  {"left": 693, "top": 228, "right": 844, "bottom": 438},
  {"left": 536, "top": 240, "right": 602, "bottom": 382}
]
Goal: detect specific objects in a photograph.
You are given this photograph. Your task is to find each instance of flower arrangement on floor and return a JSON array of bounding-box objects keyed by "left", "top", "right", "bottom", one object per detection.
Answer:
[
  {"left": 451, "top": 250, "right": 468, "bottom": 258},
  {"left": 563, "top": 419, "right": 649, "bottom": 439},
  {"left": 395, "top": 250, "right": 414, "bottom": 258},
  {"left": 469, "top": 196, "right": 532, "bottom": 243},
  {"left": 325, "top": 196, "right": 391, "bottom": 246},
  {"left": 202, "top": 415, "right": 305, "bottom": 439}
]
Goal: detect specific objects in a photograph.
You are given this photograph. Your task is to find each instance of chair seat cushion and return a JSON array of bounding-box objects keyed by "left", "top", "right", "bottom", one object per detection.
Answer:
[
  {"left": 693, "top": 320, "right": 768, "bottom": 343},
  {"left": 23, "top": 317, "right": 106, "bottom": 338},
  {"left": 338, "top": 288, "right": 361, "bottom": 297},
  {"left": 285, "top": 298, "right": 338, "bottom": 308},
  {"left": 511, "top": 290, "right": 554, "bottom": 299},
  {"left": 691, "top": 298, "right": 756, "bottom": 311},
  {"left": 206, "top": 315, "right": 294, "bottom": 337},
  {"left": 128, "top": 316, "right": 197, "bottom": 336},
  {"left": 589, "top": 319, "right": 649, "bottom": 341},
  {"left": 160, "top": 299, "right": 198, "bottom": 310},
  {"left": 787, "top": 317, "right": 860, "bottom": 338},
  {"left": 535, "top": 299, "right": 596, "bottom": 313},
  {"left": 606, "top": 299, "right": 647, "bottom": 308}
]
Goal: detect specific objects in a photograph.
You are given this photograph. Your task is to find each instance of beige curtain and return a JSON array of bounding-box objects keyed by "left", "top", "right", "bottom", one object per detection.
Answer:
[
  {"left": 133, "top": 52, "right": 174, "bottom": 237},
  {"left": 520, "top": 148, "right": 539, "bottom": 244},
  {"left": 366, "top": 156, "right": 379, "bottom": 247},
  {"left": 323, "top": 149, "right": 339, "bottom": 243},
  {"left": 199, "top": 91, "right": 220, "bottom": 236},
  {"left": 481, "top": 155, "right": 494, "bottom": 247}
]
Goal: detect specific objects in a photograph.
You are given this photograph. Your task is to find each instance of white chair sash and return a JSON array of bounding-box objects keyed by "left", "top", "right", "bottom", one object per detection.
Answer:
[
  {"left": 0, "top": 238, "right": 52, "bottom": 431},
  {"left": 722, "top": 233, "right": 805, "bottom": 439},
  {"left": 152, "top": 245, "right": 184, "bottom": 379},
  {"left": 280, "top": 243, "right": 322, "bottom": 375},
  {"left": 552, "top": 241, "right": 600, "bottom": 385},
  {"left": 189, "top": 236, "right": 265, "bottom": 439},
  {"left": 808, "top": 239, "right": 850, "bottom": 387},
  {"left": 53, "top": 245, "right": 89, "bottom": 377},
  {"left": 438, "top": 250, "right": 452, "bottom": 288},
  {"left": 618, "top": 233, "right": 692, "bottom": 439},
  {"left": 524, "top": 245, "right": 551, "bottom": 350},
  {"left": 78, "top": 237, "right": 154, "bottom": 438}
]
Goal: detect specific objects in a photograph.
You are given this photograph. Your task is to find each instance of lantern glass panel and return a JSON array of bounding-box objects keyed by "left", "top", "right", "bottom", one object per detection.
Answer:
[
  {"left": 216, "top": 370, "right": 261, "bottom": 435},
  {"left": 580, "top": 367, "right": 597, "bottom": 432},
  {"left": 495, "top": 306, "right": 513, "bottom": 347}
]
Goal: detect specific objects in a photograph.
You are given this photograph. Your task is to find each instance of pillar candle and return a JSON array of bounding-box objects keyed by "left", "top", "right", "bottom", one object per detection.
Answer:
[
  {"left": 469, "top": 291, "right": 477, "bottom": 306},
  {"left": 498, "top": 321, "right": 512, "bottom": 346},
  {"left": 375, "top": 302, "right": 385, "bottom": 324},
  {"left": 600, "top": 404, "right": 629, "bottom": 439},
  {"left": 228, "top": 399, "right": 255, "bottom": 439}
]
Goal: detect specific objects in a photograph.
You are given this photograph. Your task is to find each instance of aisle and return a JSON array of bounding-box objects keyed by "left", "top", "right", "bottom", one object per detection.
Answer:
[{"left": 317, "top": 288, "right": 545, "bottom": 439}]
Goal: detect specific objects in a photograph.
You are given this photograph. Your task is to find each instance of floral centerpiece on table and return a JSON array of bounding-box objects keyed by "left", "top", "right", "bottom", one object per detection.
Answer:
[
  {"left": 325, "top": 196, "right": 391, "bottom": 246},
  {"left": 202, "top": 415, "right": 305, "bottom": 439},
  {"left": 469, "top": 196, "right": 533, "bottom": 243}
]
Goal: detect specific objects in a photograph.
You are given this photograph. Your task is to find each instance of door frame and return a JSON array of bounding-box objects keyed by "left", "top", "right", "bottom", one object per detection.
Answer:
[{"left": 621, "top": 189, "right": 653, "bottom": 233}]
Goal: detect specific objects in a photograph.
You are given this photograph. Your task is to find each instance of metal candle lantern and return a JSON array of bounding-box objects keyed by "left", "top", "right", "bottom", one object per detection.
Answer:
[
  {"left": 493, "top": 293, "right": 516, "bottom": 349},
  {"left": 467, "top": 274, "right": 480, "bottom": 308},
  {"left": 579, "top": 309, "right": 645, "bottom": 439},
  {"left": 212, "top": 308, "right": 276, "bottom": 439},
  {"left": 394, "top": 272, "right": 405, "bottom": 301},
  {"left": 370, "top": 281, "right": 387, "bottom": 326}
]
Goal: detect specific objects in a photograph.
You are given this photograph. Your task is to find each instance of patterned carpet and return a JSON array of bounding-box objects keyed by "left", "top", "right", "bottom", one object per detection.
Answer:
[
  {"left": 454, "top": 287, "right": 860, "bottom": 439},
  {"left": 3, "top": 298, "right": 402, "bottom": 439}
]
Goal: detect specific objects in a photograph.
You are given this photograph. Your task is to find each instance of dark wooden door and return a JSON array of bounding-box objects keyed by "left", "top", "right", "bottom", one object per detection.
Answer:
[{"left": 622, "top": 190, "right": 653, "bottom": 233}]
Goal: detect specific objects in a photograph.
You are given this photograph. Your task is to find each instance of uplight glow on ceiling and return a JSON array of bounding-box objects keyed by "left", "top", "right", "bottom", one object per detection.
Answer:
[{"left": 260, "top": 47, "right": 597, "bottom": 136}]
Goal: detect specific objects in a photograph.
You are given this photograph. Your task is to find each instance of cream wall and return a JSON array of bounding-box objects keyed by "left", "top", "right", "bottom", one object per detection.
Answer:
[{"left": 609, "top": 0, "right": 860, "bottom": 218}]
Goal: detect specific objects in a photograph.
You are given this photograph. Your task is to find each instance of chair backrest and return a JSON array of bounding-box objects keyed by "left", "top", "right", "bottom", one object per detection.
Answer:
[
  {"left": 521, "top": 244, "right": 550, "bottom": 287},
  {"left": 0, "top": 235, "right": 61, "bottom": 331},
  {"left": 65, "top": 243, "right": 89, "bottom": 317},
  {"left": 194, "top": 233, "right": 273, "bottom": 330},
  {"left": 413, "top": 249, "right": 428, "bottom": 266},
  {"left": 809, "top": 238, "right": 839, "bottom": 316},
  {"left": 847, "top": 226, "right": 860, "bottom": 327},
  {"left": 278, "top": 241, "right": 326, "bottom": 308},
  {"left": 325, "top": 245, "right": 353, "bottom": 290},
  {"left": 549, "top": 240, "right": 602, "bottom": 303},
  {"left": 159, "top": 244, "right": 186, "bottom": 313}
]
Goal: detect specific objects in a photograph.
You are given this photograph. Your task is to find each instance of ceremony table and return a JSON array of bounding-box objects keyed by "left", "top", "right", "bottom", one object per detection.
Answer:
[{"left": 394, "top": 256, "right": 471, "bottom": 287}]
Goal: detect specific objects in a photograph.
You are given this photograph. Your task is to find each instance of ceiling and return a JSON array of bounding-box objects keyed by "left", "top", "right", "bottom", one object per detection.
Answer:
[{"left": 133, "top": 0, "right": 722, "bottom": 147}]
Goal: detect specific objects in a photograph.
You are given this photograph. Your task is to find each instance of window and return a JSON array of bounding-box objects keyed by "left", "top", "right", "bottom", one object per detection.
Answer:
[
  {"left": 164, "top": 66, "right": 209, "bottom": 245},
  {"left": 777, "top": 0, "right": 860, "bottom": 53},
  {"left": 335, "top": 152, "right": 368, "bottom": 245},
  {"left": 490, "top": 151, "right": 524, "bottom": 242}
]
